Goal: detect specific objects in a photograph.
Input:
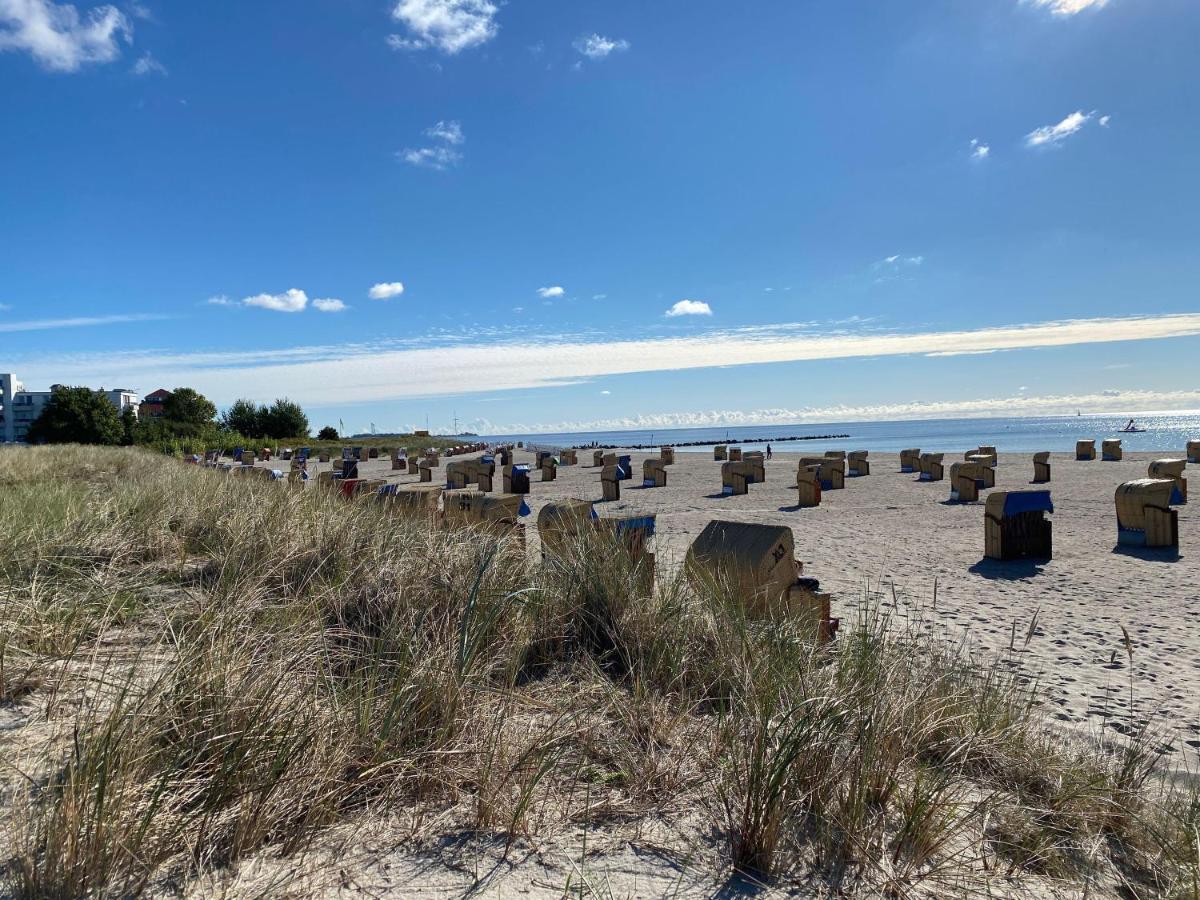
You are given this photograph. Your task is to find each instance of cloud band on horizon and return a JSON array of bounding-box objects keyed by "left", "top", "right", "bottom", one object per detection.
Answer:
[{"left": 9, "top": 312, "right": 1200, "bottom": 403}]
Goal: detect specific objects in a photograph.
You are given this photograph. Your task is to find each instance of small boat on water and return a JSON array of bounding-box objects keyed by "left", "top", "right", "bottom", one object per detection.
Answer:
[{"left": 1119, "top": 418, "right": 1146, "bottom": 433}]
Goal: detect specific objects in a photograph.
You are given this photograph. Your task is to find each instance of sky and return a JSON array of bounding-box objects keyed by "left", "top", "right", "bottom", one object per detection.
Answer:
[{"left": 1, "top": 0, "right": 1199, "bottom": 436}]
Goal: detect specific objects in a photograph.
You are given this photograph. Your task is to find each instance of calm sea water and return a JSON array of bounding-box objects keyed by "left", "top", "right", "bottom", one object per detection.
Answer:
[{"left": 485, "top": 413, "right": 1200, "bottom": 454}]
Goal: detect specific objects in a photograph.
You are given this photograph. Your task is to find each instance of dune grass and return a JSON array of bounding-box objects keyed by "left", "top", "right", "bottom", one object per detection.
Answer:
[{"left": 0, "top": 445, "right": 1197, "bottom": 897}]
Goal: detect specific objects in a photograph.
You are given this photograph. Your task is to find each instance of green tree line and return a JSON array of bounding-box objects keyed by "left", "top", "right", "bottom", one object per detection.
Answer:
[{"left": 25, "top": 387, "right": 321, "bottom": 454}]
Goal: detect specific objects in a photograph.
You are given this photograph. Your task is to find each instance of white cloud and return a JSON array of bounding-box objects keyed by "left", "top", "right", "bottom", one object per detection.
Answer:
[
  {"left": 401, "top": 119, "right": 465, "bottom": 170},
  {"left": 14, "top": 313, "right": 1200, "bottom": 408},
  {"left": 313, "top": 298, "right": 347, "bottom": 313},
  {"left": 206, "top": 295, "right": 233, "bottom": 307},
  {"left": 537, "top": 286, "right": 565, "bottom": 299},
  {"left": 369, "top": 282, "right": 405, "bottom": 300},
  {"left": 600, "top": 390, "right": 611, "bottom": 395},
  {"left": 880, "top": 254, "right": 923, "bottom": 267},
  {"left": 388, "top": 0, "right": 498, "bottom": 54},
  {"left": 0, "top": 313, "right": 166, "bottom": 333},
  {"left": 424, "top": 119, "right": 463, "bottom": 144},
  {"left": 970, "top": 138, "right": 990, "bottom": 160},
  {"left": 242, "top": 288, "right": 308, "bottom": 313},
  {"left": 1099, "top": 114, "right": 1111, "bottom": 127},
  {"left": 130, "top": 49, "right": 163, "bottom": 75},
  {"left": 592, "top": 293, "right": 607, "bottom": 300},
  {"left": 573, "top": 33, "right": 630, "bottom": 60},
  {"left": 400, "top": 146, "right": 461, "bottom": 169},
  {"left": 1025, "top": 110, "right": 1100, "bottom": 147},
  {"left": 1026, "top": 0, "right": 1108, "bottom": 17},
  {"left": 0, "top": 0, "right": 130, "bottom": 72},
  {"left": 666, "top": 299, "right": 713, "bottom": 317}
]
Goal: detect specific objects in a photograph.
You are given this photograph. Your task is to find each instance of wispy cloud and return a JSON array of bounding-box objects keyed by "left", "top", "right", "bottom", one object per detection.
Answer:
[
  {"left": 1025, "top": 110, "right": 1104, "bottom": 147},
  {"left": 313, "top": 298, "right": 347, "bottom": 313},
  {"left": 18, "top": 313, "right": 1200, "bottom": 406},
  {"left": 206, "top": 295, "right": 233, "bottom": 307},
  {"left": 400, "top": 119, "right": 465, "bottom": 170},
  {"left": 242, "top": 288, "right": 308, "bottom": 313},
  {"left": 368, "top": 282, "right": 405, "bottom": 300},
  {"left": 388, "top": 0, "right": 498, "bottom": 54},
  {"left": 573, "top": 33, "right": 629, "bottom": 60},
  {"left": 424, "top": 119, "right": 463, "bottom": 144},
  {"left": 1025, "top": 0, "right": 1109, "bottom": 17},
  {"left": 400, "top": 146, "right": 461, "bottom": 169},
  {"left": 0, "top": 313, "right": 167, "bottom": 333},
  {"left": 970, "top": 138, "right": 990, "bottom": 160},
  {"left": 537, "top": 285, "right": 564, "bottom": 299},
  {"left": 875, "top": 254, "right": 924, "bottom": 282},
  {"left": 130, "top": 49, "right": 164, "bottom": 75},
  {"left": 665, "top": 299, "right": 712, "bottom": 317},
  {"left": 0, "top": 0, "right": 130, "bottom": 72}
]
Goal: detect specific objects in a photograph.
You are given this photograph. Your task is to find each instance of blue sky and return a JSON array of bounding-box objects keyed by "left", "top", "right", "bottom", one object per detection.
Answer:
[{"left": 2, "top": 0, "right": 1198, "bottom": 435}]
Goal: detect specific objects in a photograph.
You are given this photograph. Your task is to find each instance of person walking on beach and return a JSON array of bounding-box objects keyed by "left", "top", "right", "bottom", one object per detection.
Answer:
[{"left": 766, "top": 443, "right": 773, "bottom": 459}]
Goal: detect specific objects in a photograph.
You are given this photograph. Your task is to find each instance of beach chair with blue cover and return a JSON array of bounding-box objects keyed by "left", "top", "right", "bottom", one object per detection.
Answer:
[
  {"left": 1102, "top": 439, "right": 1123, "bottom": 462},
  {"left": 799, "top": 457, "right": 844, "bottom": 490},
  {"left": 442, "top": 490, "right": 530, "bottom": 545},
  {"left": 1147, "top": 459, "right": 1187, "bottom": 505},
  {"left": 900, "top": 449, "right": 921, "bottom": 474},
  {"left": 984, "top": 491, "right": 1053, "bottom": 561},
  {"left": 950, "top": 460, "right": 995, "bottom": 502},
  {"left": 1116, "top": 479, "right": 1177, "bottom": 548},
  {"left": 503, "top": 464, "right": 531, "bottom": 494},
  {"left": 848, "top": 450, "right": 869, "bottom": 477},
  {"left": 643, "top": 457, "right": 667, "bottom": 487},
  {"left": 1076, "top": 439, "right": 1096, "bottom": 461},
  {"left": 919, "top": 453, "right": 944, "bottom": 482}
]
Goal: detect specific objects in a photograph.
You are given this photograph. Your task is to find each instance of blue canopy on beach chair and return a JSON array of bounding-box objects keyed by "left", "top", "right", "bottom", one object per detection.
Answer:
[{"left": 1001, "top": 491, "right": 1053, "bottom": 516}]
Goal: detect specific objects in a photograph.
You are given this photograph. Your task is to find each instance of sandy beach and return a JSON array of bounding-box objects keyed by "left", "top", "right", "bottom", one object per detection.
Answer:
[{"left": 275, "top": 446, "right": 1198, "bottom": 751}]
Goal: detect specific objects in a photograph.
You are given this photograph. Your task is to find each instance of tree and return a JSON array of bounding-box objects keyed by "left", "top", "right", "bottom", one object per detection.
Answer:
[
  {"left": 221, "top": 399, "right": 264, "bottom": 438},
  {"left": 26, "top": 386, "right": 123, "bottom": 446},
  {"left": 161, "top": 388, "right": 217, "bottom": 430},
  {"left": 120, "top": 406, "right": 138, "bottom": 446},
  {"left": 261, "top": 398, "right": 309, "bottom": 440},
  {"left": 317, "top": 425, "right": 338, "bottom": 441}
]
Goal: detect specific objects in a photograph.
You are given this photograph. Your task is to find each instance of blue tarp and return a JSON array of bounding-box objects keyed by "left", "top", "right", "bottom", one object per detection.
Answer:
[
  {"left": 1003, "top": 491, "right": 1053, "bottom": 516},
  {"left": 518, "top": 499, "right": 531, "bottom": 517},
  {"left": 615, "top": 515, "right": 656, "bottom": 538}
]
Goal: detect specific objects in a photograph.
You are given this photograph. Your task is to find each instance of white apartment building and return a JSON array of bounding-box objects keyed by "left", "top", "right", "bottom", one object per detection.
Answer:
[{"left": 1, "top": 373, "right": 139, "bottom": 443}]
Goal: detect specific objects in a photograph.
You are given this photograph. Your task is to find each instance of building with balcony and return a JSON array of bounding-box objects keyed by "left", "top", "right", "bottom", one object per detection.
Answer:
[{"left": 1, "top": 374, "right": 140, "bottom": 443}]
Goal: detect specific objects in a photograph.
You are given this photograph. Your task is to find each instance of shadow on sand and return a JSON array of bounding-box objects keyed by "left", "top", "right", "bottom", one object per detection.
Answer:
[
  {"left": 1111, "top": 545, "right": 1181, "bottom": 563},
  {"left": 968, "top": 558, "right": 1049, "bottom": 581}
]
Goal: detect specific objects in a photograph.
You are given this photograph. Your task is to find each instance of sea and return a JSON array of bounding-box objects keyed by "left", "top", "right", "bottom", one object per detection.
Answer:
[{"left": 483, "top": 413, "right": 1200, "bottom": 455}]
